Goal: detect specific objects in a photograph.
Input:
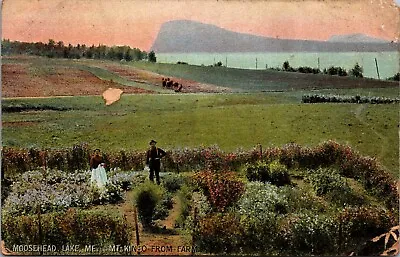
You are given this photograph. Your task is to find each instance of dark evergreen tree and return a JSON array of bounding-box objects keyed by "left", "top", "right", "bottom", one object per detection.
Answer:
[{"left": 148, "top": 50, "right": 156, "bottom": 62}]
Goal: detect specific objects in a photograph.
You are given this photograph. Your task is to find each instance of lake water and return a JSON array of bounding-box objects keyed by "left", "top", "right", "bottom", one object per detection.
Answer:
[{"left": 157, "top": 52, "right": 399, "bottom": 79}]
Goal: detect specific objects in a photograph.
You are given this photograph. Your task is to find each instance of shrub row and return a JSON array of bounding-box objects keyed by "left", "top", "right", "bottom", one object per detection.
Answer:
[
  {"left": 302, "top": 94, "right": 400, "bottom": 104},
  {"left": 1, "top": 144, "right": 146, "bottom": 177},
  {"left": 2, "top": 208, "right": 130, "bottom": 252},
  {"left": 1, "top": 103, "right": 71, "bottom": 113},
  {"left": 2, "top": 145, "right": 259, "bottom": 176}
]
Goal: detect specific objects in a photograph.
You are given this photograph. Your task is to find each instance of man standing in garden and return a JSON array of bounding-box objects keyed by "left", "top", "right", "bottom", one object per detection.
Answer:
[{"left": 146, "top": 140, "right": 166, "bottom": 185}]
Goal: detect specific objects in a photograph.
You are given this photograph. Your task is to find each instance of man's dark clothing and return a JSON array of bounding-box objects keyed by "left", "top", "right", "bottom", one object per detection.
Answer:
[
  {"left": 146, "top": 147, "right": 166, "bottom": 184},
  {"left": 90, "top": 155, "right": 103, "bottom": 169}
]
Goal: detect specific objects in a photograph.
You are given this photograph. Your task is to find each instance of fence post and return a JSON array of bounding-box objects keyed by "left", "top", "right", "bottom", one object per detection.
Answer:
[
  {"left": 338, "top": 212, "right": 342, "bottom": 255},
  {"left": 375, "top": 58, "right": 380, "bottom": 80},
  {"left": 192, "top": 207, "right": 198, "bottom": 256},
  {"left": 133, "top": 207, "right": 140, "bottom": 255},
  {"left": 37, "top": 205, "right": 43, "bottom": 256}
]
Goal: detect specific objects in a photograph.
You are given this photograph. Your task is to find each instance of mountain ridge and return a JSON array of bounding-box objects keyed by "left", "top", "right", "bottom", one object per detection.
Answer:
[
  {"left": 328, "top": 33, "right": 389, "bottom": 43},
  {"left": 151, "top": 20, "right": 398, "bottom": 53}
]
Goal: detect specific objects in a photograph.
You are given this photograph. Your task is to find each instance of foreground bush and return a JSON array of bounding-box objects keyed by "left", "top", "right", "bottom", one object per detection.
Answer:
[
  {"left": 243, "top": 160, "right": 290, "bottom": 186},
  {"left": 307, "top": 168, "right": 365, "bottom": 206},
  {"left": 153, "top": 192, "right": 173, "bottom": 220},
  {"left": 193, "top": 171, "right": 245, "bottom": 212},
  {"left": 2, "top": 208, "right": 130, "bottom": 251},
  {"left": 236, "top": 182, "right": 286, "bottom": 252},
  {"left": 339, "top": 206, "right": 397, "bottom": 242},
  {"left": 175, "top": 184, "right": 193, "bottom": 229},
  {"left": 133, "top": 181, "right": 164, "bottom": 226},
  {"left": 286, "top": 213, "right": 338, "bottom": 255},
  {"left": 196, "top": 212, "right": 243, "bottom": 254},
  {"left": 162, "top": 173, "right": 185, "bottom": 192}
]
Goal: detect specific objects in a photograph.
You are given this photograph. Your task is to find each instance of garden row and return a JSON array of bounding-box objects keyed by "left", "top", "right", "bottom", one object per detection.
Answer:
[
  {"left": 302, "top": 94, "right": 400, "bottom": 104},
  {"left": 2, "top": 141, "right": 398, "bottom": 255},
  {"left": 2, "top": 141, "right": 398, "bottom": 211}
]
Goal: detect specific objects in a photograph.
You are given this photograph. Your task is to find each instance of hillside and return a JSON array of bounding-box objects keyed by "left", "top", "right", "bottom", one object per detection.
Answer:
[
  {"left": 328, "top": 33, "right": 390, "bottom": 43},
  {"left": 151, "top": 20, "right": 398, "bottom": 53}
]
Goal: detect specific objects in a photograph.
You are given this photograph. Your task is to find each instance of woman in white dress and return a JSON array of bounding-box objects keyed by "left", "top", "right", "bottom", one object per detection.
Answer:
[{"left": 90, "top": 149, "right": 108, "bottom": 188}]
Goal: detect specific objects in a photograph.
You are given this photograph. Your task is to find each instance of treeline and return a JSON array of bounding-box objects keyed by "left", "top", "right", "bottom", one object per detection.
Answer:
[
  {"left": 302, "top": 94, "right": 400, "bottom": 104},
  {"left": 276, "top": 61, "right": 364, "bottom": 78},
  {"left": 273, "top": 61, "right": 399, "bottom": 81},
  {"left": 1, "top": 39, "right": 156, "bottom": 62}
]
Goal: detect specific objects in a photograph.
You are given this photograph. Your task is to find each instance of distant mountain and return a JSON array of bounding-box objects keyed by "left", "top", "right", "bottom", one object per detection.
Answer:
[
  {"left": 151, "top": 20, "right": 398, "bottom": 53},
  {"left": 328, "top": 34, "right": 389, "bottom": 43}
]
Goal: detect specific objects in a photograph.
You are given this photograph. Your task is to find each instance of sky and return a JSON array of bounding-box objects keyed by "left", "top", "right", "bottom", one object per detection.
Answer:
[{"left": 2, "top": 0, "right": 399, "bottom": 51}]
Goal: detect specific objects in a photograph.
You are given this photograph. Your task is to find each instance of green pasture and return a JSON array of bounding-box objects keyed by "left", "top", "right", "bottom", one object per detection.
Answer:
[
  {"left": 2, "top": 93, "right": 398, "bottom": 176},
  {"left": 128, "top": 61, "right": 398, "bottom": 93}
]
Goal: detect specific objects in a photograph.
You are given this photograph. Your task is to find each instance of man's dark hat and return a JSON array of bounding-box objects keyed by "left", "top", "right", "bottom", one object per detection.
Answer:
[{"left": 149, "top": 140, "right": 157, "bottom": 145}]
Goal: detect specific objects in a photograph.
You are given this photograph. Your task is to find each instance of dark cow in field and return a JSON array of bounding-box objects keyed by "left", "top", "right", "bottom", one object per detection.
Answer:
[
  {"left": 162, "top": 78, "right": 166, "bottom": 87},
  {"left": 166, "top": 78, "right": 173, "bottom": 88},
  {"left": 175, "top": 84, "right": 183, "bottom": 92}
]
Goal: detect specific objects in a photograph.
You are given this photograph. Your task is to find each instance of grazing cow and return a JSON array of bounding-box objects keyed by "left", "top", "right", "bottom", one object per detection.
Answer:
[
  {"left": 166, "top": 79, "right": 173, "bottom": 88},
  {"left": 175, "top": 84, "right": 183, "bottom": 92},
  {"left": 162, "top": 78, "right": 166, "bottom": 87}
]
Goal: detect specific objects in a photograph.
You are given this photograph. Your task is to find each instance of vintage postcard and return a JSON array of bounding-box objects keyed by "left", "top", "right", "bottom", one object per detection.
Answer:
[{"left": 1, "top": 0, "right": 399, "bottom": 256}]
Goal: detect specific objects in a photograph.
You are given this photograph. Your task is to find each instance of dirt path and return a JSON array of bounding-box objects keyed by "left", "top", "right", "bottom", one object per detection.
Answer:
[
  {"left": 120, "top": 191, "right": 192, "bottom": 256},
  {"left": 103, "top": 63, "right": 232, "bottom": 94}
]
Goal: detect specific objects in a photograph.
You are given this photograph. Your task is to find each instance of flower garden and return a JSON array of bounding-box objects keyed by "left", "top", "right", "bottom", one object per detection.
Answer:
[{"left": 1, "top": 141, "right": 398, "bottom": 255}]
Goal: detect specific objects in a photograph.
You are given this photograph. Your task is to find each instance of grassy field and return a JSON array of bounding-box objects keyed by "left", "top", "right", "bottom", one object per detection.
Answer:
[
  {"left": 128, "top": 61, "right": 399, "bottom": 92},
  {"left": 2, "top": 56, "right": 399, "bottom": 176},
  {"left": 2, "top": 93, "right": 398, "bottom": 176}
]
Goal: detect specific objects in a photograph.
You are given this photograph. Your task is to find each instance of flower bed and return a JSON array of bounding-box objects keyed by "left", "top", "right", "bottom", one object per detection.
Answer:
[{"left": 2, "top": 169, "right": 143, "bottom": 216}]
